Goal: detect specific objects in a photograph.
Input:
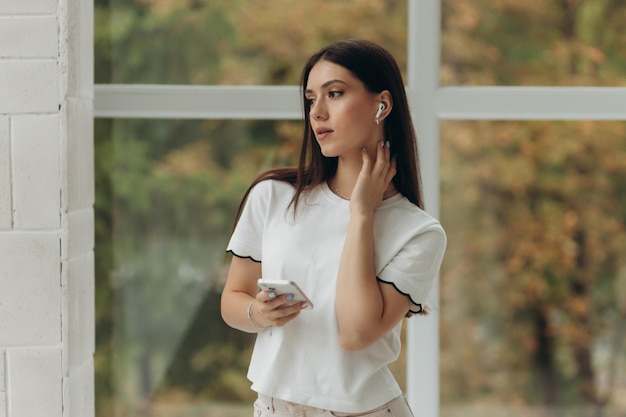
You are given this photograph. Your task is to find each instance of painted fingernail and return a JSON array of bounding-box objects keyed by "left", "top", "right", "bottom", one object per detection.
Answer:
[
  {"left": 286, "top": 294, "right": 294, "bottom": 301},
  {"left": 269, "top": 292, "right": 276, "bottom": 299},
  {"left": 380, "top": 141, "right": 385, "bottom": 148},
  {"left": 385, "top": 140, "right": 390, "bottom": 148}
]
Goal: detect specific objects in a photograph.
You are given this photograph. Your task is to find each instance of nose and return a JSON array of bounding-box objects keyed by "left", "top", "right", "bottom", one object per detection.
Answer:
[{"left": 309, "top": 101, "right": 327, "bottom": 121}]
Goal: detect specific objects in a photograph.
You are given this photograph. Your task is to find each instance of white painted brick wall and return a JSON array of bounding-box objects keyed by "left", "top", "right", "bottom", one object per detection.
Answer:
[
  {"left": 7, "top": 348, "right": 63, "bottom": 417},
  {"left": 66, "top": 0, "right": 93, "bottom": 100},
  {"left": 0, "top": 350, "right": 6, "bottom": 417},
  {"left": 0, "top": 61, "right": 59, "bottom": 114},
  {"left": 0, "top": 0, "right": 57, "bottom": 15},
  {"left": 0, "top": 117, "right": 10, "bottom": 230},
  {"left": 67, "top": 252, "right": 95, "bottom": 368},
  {"left": 0, "top": 0, "right": 95, "bottom": 415},
  {"left": 67, "top": 360, "right": 94, "bottom": 417},
  {"left": 67, "top": 99, "right": 94, "bottom": 211},
  {"left": 12, "top": 115, "right": 61, "bottom": 229},
  {"left": 0, "top": 232, "right": 61, "bottom": 345},
  {"left": 0, "top": 16, "right": 58, "bottom": 58},
  {"left": 68, "top": 208, "right": 94, "bottom": 259}
]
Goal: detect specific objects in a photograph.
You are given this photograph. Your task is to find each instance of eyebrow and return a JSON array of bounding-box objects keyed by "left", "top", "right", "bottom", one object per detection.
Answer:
[{"left": 304, "top": 79, "right": 348, "bottom": 95}]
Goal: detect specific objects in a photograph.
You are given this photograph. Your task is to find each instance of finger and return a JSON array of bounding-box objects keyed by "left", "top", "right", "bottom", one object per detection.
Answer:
[
  {"left": 268, "top": 303, "right": 305, "bottom": 327},
  {"left": 384, "top": 157, "right": 397, "bottom": 185},
  {"left": 360, "top": 146, "right": 372, "bottom": 174},
  {"left": 256, "top": 290, "right": 276, "bottom": 303},
  {"left": 373, "top": 141, "right": 390, "bottom": 176},
  {"left": 368, "top": 142, "right": 382, "bottom": 178},
  {"left": 382, "top": 141, "right": 392, "bottom": 164},
  {"left": 261, "top": 293, "right": 297, "bottom": 310},
  {"left": 272, "top": 310, "right": 301, "bottom": 327},
  {"left": 274, "top": 302, "right": 308, "bottom": 325}
]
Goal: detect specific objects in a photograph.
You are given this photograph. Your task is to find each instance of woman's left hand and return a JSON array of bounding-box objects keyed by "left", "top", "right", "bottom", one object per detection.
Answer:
[{"left": 350, "top": 141, "right": 396, "bottom": 216}]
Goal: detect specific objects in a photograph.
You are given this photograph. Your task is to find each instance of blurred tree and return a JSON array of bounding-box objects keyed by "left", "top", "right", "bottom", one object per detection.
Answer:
[
  {"left": 94, "top": 2, "right": 409, "bottom": 413},
  {"left": 441, "top": 121, "right": 626, "bottom": 410},
  {"left": 441, "top": 0, "right": 626, "bottom": 86},
  {"left": 93, "top": 0, "right": 626, "bottom": 416},
  {"left": 440, "top": 1, "right": 626, "bottom": 414}
]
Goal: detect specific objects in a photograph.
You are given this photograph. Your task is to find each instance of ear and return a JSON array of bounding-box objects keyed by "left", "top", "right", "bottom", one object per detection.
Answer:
[{"left": 377, "top": 90, "right": 393, "bottom": 121}]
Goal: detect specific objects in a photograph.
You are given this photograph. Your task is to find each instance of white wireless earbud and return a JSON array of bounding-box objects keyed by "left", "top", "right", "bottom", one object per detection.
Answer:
[{"left": 375, "top": 103, "right": 385, "bottom": 119}]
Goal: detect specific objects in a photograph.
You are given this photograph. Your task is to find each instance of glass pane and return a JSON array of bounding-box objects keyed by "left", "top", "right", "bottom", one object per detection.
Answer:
[
  {"left": 441, "top": 0, "right": 626, "bottom": 86},
  {"left": 95, "top": 118, "right": 300, "bottom": 416},
  {"left": 95, "top": 0, "right": 408, "bottom": 85},
  {"left": 439, "top": 120, "right": 626, "bottom": 416},
  {"left": 94, "top": 118, "right": 408, "bottom": 416}
]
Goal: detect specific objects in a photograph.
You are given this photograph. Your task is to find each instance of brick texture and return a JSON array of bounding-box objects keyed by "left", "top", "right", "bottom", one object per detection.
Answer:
[
  {"left": 7, "top": 347, "right": 63, "bottom": 417},
  {"left": 11, "top": 115, "right": 61, "bottom": 229},
  {"left": 0, "top": 117, "right": 10, "bottom": 229},
  {"left": 0, "top": 0, "right": 95, "bottom": 416},
  {"left": 0, "top": 61, "right": 58, "bottom": 113},
  {"left": 0, "top": 232, "right": 61, "bottom": 345},
  {"left": 0, "top": 16, "right": 58, "bottom": 58}
]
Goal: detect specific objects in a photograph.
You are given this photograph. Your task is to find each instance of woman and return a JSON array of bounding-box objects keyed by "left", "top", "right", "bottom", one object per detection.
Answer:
[{"left": 221, "top": 39, "right": 446, "bottom": 416}]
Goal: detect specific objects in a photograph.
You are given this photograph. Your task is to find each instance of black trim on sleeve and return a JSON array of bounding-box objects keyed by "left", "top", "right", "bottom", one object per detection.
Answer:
[
  {"left": 376, "top": 277, "right": 423, "bottom": 315},
  {"left": 226, "top": 250, "right": 261, "bottom": 263}
]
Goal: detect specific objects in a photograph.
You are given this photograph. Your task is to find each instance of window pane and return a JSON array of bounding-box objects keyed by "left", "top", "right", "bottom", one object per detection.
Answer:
[
  {"left": 441, "top": 0, "right": 626, "bottom": 86},
  {"left": 439, "top": 120, "right": 626, "bottom": 416},
  {"left": 94, "top": 118, "right": 408, "bottom": 416},
  {"left": 94, "top": 118, "right": 300, "bottom": 416},
  {"left": 95, "top": 0, "right": 408, "bottom": 85}
]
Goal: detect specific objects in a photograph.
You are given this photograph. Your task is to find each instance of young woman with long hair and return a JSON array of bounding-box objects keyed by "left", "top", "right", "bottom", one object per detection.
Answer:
[{"left": 221, "top": 39, "right": 446, "bottom": 417}]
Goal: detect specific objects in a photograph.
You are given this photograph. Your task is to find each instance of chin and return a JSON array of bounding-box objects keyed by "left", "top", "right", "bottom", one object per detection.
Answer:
[{"left": 317, "top": 143, "right": 338, "bottom": 158}]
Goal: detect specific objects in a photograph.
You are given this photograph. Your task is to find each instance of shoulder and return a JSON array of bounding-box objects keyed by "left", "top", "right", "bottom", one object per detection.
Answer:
[
  {"left": 241, "top": 179, "right": 297, "bottom": 219},
  {"left": 385, "top": 197, "right": 445, "bottom": 235},
  {"left": 377, "top": 197, "right": 447, "bottom": 259},
  {"left": 247, "top": 178, "right": 295, "bottom": 201}
]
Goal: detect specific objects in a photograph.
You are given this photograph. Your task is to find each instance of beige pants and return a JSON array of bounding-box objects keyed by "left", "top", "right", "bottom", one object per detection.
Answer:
[{"left": 254, "top": 394, "right": 415, "bottom": 417}]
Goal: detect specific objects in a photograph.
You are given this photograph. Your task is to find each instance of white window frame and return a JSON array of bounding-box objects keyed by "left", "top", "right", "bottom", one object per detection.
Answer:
[{"left": 94, "top": 1, "right": 626, "bottom": 415}]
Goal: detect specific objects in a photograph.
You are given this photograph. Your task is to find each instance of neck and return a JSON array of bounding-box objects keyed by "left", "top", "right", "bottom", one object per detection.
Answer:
[
  {"left": 329, "top": 162, "right": 398, "bottom": 201},
  {"left": 329, "top": 159, "right": 360, "bottom": 200}
]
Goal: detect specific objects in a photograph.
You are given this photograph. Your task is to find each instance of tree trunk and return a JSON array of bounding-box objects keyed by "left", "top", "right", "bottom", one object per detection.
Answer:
[
  {"left": 533, "top": 306, "right": 558, "bottom": 406},
  {"left": 571, "top": 227, "right": 598, "bottom": 408}
]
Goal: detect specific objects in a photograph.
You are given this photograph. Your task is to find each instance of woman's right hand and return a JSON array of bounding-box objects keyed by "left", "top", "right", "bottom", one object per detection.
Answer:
[
  {"left": 350, "top": 141, "right": 396, "bottom": 217},
  {"left": 222, "top": 257, "right": 305, "bottom": 333},
  {"left": 251, "top": 290, "right": 306, "bottom": 328}
]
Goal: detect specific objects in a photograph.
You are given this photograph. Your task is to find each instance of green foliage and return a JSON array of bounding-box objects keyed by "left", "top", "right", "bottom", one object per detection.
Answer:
[
  {"left": 94, "top": 1, "right": 626, "bottom": 416},
  {"left": 440, "top": 121, "right": 626, "bottom": 408},
  {"left": 438, "top": 3, "right": 626, "bottom": 411}
]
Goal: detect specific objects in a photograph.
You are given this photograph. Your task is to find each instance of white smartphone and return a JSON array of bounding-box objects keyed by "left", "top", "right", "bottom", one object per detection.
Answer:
[{"left": 257, "top": 279, "right": 314, "bottom": 309}]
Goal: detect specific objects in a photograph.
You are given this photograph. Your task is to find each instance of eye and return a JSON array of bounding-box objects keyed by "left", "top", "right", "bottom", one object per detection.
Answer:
[
  {"left": 305, "top": 97, "right": 316, "bottom": 105},
  {"left": 328, "top": 90, "right": 342, "bottom": 98}
]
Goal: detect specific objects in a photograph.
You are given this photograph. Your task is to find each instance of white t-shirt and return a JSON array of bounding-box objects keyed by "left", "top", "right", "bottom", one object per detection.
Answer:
[{"left": 226, "top": 179, "right": 446, "bottom": 413}]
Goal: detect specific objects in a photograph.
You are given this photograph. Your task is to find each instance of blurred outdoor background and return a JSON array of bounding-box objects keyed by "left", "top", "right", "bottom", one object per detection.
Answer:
[{"left": 94, "top": 1, "right": 626, "bottom": 416}]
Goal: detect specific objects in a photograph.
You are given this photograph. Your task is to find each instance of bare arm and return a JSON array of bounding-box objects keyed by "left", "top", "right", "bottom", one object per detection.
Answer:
[
  {"left": 335, "top": 142, "right": 413, "bottom": 350},
  {"left": 221, "top": 256, "right": 306, "bottom": 332}
]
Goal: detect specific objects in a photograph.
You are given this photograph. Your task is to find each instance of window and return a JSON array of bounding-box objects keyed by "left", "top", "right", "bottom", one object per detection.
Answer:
[
  {"left": 440, "top": 120, "right": 626, "bottom": 416},
  {"left": 95, "top": 1, "right": 626, "bottom": 416},
  {"left": 94, "top": 1, "right": 410, "bottom": 416}
]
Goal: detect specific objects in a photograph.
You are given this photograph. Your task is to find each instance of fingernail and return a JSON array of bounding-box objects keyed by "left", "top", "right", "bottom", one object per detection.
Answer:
[
  {"left": 385, "top": 140, "right": 390, "bottom": 148},
  {"left": 286, "top": 294, "right": 294, "bottom": 301},
  {"left": 361, "top": 146, "right": 367, "bottom": 152},
  {"left": 380, "top": 141, "right": 385, "bottom": 148},
  {"left": 301, "top": 303, "right": 308, "bottom": 309},
  {"left": 269, "top": 292, "right": 276, "bottom": 299}
]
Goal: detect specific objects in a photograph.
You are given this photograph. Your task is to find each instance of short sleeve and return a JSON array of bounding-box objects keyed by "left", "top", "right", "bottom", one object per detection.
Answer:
[
  {"left": 226, "top": 180, "right": 272, "bottom": 262},
  {"left": 377, "top": 225, "right": 447, "bottom": 314}
]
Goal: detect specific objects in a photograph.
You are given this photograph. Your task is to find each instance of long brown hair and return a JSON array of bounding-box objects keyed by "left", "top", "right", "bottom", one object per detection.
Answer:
[{"left": 233, "top": 39, "right": 423, "bottom": 226}]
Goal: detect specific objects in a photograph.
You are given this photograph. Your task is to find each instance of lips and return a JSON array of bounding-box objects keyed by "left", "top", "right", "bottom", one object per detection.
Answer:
[{"left": 315, "top": 127, "right": 333, "bottom": 140}]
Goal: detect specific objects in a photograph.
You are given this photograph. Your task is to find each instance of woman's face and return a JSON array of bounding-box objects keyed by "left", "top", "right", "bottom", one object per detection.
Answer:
[{"left": 305, "top": 60, "right": 382, "bottom": 159}]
